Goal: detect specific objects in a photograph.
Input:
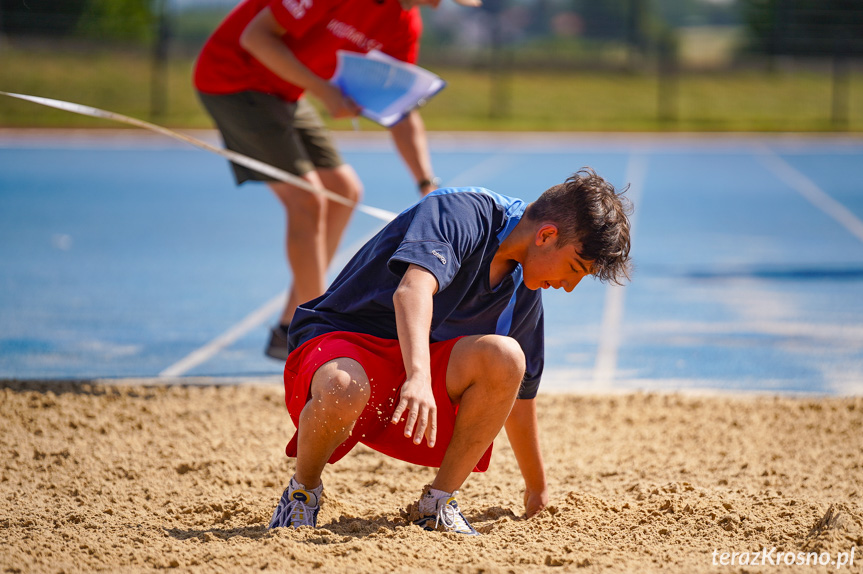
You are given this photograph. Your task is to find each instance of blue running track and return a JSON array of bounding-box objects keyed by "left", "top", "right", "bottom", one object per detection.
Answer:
[{"left": 1, "top": 131, "right": 862, "bottom": 395}]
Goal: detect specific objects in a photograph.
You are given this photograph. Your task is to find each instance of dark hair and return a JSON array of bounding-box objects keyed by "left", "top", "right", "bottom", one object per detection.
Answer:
[{"left": 525, "top": 168, "right": 632, "bottom": 285}]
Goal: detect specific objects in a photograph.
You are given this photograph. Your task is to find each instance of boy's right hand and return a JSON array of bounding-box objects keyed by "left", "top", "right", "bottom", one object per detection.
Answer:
[
  {"left": 315, "top": 83, "right": 361, "bottom": 119},
  {"left": 392, "top": 375, "right": 437, "bottom": 448}
]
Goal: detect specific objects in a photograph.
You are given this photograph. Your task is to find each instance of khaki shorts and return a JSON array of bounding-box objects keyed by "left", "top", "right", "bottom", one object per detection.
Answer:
[{"left": 197, "top": 90, "right": 343, "bottom": 185}]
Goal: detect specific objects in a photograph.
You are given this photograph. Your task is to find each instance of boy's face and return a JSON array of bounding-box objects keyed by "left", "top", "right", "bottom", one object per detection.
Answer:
[{"left": 522, "top": 225, "right": 594, "bottom": 292}]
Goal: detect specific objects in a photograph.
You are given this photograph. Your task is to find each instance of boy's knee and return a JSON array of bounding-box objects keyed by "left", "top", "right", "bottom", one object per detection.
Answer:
[
  {"left": 477, "top": 335, "right": 525, "bottom": 389},
  {"left": 311, "top": 359, "right": 370, "bottom": 416},
  {"left": 272, "top": 182, "right": 326, "bottom": 218},
  {"left": 324, "top": 166, "right": 363, "bottom": 203},
  {"left": 293, "top": 193, "right": 327, "bottom": 221},
  {"left": 336, "top": 176, "right": 363, "bottom": 204}
]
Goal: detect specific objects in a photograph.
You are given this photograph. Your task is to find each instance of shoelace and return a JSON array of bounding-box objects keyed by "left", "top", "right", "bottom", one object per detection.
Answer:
[
  {"left": 289, "top": 499, "right": 314, "bottom": 527},
  {"left": 435, "top": 501, "right": 468, "bottom": 531},
  {"left": 271, "top": 495, "right": 316, "bottom": 528}
]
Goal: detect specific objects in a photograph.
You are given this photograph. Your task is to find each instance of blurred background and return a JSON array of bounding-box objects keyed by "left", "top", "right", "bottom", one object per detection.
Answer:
[{"left": 0, "top": 0, "right": 860, "bottom": 132}]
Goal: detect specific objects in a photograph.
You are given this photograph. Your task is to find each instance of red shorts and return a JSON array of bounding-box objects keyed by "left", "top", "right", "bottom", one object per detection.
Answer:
[{"left": 282, "top": 331, "right": 493, "bottom": 472}]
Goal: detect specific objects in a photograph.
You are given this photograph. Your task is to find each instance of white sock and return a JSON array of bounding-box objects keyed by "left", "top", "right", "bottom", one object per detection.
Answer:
[
  {"left": 419, "top": 487, "right": 452, "bottom": 514},
  {"left": 289, "top": 476, "right": 323, "bottom": 506}
]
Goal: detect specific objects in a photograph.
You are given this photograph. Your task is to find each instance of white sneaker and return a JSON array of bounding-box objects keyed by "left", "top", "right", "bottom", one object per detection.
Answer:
[
  {"left": 413, "top": 490, "right": 479, "bottom": 536},
  {"left": 268, "top": 479, "right": 321, "bottom": 529}
]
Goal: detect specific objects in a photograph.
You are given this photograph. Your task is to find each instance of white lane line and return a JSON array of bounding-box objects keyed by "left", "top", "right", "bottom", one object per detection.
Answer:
[
  {"left": 157, "top": 154, "right": 517, "bottom": 378},
  {"left": 157, "top": 229, "right": 380, "bottom": 379},
  {"left": 756, "top": 144, "right": 863, "bottom": 244},
  {"left": 158, "top": 291, "right": 287, "bottom": 378},
  {"left": 592, "top": 154, "right": 647, "bottom": 388}
]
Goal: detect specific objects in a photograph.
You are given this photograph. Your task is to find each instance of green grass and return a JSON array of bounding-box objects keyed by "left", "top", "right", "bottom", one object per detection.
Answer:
[
  {"left": 0, "top": 46, "right": 210, "bottom": 128},
  {"left": 1, "top": 44, "right": 860, "bottom": 132},
  {"left": 423, "top": 68, "right": 862, "bottom": 132}
]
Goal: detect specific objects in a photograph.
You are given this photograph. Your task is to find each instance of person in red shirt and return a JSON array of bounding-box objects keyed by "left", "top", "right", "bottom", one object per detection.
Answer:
[{"left": 194, "top": 0, "right": 479, "bottom": 360}]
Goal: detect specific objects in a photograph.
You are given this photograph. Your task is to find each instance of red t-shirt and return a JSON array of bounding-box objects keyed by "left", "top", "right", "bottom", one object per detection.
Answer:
[{"left": 194, "top": 0, "right": 422, "bottom": 102}]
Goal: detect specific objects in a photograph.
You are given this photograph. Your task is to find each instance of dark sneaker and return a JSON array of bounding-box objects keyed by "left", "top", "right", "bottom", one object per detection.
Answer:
[
  {"left": 413, "top": 492, "right": 479, "bottom": 536},
  {"left": 268, "top": 483, "right": 321, "bottom": 529},
  {"left": 264, "top": 326, "right": 290, "bottom": 361}
]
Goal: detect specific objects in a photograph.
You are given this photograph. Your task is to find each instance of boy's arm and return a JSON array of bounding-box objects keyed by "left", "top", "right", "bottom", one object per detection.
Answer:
[
  {"left": 504, "top": 398, "right": 548, "bottom": 518},
  {"left": 389, "top": 110, "right": 437, "bottom": 196},
  {"left": 391, "top": 264, "right": 440, "bottom": 447},
  {"left": 239, "top": 7, "right": 359, "bottom": 118}
]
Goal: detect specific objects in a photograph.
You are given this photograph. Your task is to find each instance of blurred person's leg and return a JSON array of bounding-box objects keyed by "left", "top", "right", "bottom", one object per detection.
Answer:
[
  {"left": 196, "top": 91, "right": 360, "bottom": 358},
  {"left": 276, "top": 98, "right": 363, "bottom": 331},
  {"left": 278, "top": 165, "right": 362, "bottom": 327}
]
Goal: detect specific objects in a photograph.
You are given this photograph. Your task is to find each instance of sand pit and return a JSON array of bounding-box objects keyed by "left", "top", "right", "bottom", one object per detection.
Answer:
[{"left": 1, "top": 380, "right": 861, "bottom": 573}]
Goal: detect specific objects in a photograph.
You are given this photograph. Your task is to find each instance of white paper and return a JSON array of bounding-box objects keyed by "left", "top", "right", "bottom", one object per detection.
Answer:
[{"left": 331, "top": 50, "right": 446, "bottom": 127}]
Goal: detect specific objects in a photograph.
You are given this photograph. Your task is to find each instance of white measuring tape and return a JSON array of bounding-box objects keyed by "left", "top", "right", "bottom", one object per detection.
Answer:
[{"left": 1, "top": 91, "right": 398, "bottom": 222}]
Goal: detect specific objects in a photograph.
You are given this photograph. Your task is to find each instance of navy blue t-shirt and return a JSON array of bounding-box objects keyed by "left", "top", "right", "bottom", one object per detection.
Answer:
[{"left": 288, "top": 187, "right": 545, "bottom": 399}]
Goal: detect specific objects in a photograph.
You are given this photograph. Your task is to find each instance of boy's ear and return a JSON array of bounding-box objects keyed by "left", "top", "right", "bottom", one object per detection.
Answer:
[{"left": 535, "top": 224, "right": 559, "bottom": 246}]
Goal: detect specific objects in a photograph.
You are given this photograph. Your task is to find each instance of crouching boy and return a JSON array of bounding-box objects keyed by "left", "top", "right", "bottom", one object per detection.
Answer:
[{"left": 269, "top": 168, "right": 632, "bottom": 534}]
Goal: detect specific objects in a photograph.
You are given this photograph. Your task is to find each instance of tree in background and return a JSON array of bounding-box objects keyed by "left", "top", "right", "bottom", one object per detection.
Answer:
[
  {"left": 743, "top": 0, "right": 863, "bottom": 57},
  {"left": 743, "top": 0, "right": 862, "bottom": 127},
  {"left": 0, "top": 0, "right": 86, "bottom": 35},
  {"left": 0, "top": 0, "right": 154, "bottom": 44},
  {"left": 77, "top": 0, "right": 155, "bottom": 44}
]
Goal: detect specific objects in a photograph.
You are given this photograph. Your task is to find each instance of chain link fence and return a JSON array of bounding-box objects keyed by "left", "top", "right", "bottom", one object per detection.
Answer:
[{"left": 0, "top": 0, "right": 860, "bottom": 129}]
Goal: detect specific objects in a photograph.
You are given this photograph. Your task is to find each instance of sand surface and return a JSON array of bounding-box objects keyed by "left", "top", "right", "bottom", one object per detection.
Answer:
[{"left": 1, "top": 380, "right": 861, "bottom": 573}]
